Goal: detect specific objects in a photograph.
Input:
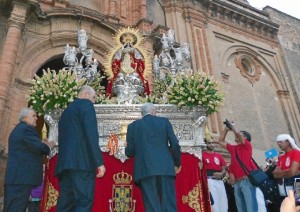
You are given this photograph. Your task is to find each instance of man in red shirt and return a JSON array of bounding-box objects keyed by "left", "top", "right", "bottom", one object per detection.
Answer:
[
  {"left": 202, "top": 138, "right": 228, "bottom": 212},
  {"left": 273, "top": 134, "right": 300, "bottom": 209},
  {"left": 217, "top": 121, "right": 258, "bottom": 212}
]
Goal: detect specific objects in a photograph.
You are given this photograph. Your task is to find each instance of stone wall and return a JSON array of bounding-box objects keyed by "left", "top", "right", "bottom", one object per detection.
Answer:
[{"left": 264, "top": 6, "right": 300, "bottom": 117}]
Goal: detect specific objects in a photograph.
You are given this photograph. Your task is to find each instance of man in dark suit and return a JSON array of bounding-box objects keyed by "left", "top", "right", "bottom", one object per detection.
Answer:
[
  {"left": 55, "top": 85, "right": 106, "bottom": 211},
  {"left": 125, "top": 103, "right": 181, "bottom": 212},
  {"left": 3, "top": 108, "right": 54, "bottom": 212}
]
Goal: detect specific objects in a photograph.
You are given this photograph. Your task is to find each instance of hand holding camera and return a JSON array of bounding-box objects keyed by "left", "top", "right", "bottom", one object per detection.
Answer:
[{"left": 223, "top": 119, "right": 233, "bottom": 130}]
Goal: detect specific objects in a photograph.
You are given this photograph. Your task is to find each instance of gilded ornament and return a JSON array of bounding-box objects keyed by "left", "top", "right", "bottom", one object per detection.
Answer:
[
  {"left": 46, "top": 182, "right": 59, "bottom": 211},
  {"left": 182, "top": 182, "right": 205, "bottom": 212},
  {"left": 113, "top": 171, "right": 133, "bottom": 184}
]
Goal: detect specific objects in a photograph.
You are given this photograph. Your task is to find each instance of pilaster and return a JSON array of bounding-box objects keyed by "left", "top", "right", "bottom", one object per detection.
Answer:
[{"left": 0, "top": 1, "right": 29, "bottom": 141}]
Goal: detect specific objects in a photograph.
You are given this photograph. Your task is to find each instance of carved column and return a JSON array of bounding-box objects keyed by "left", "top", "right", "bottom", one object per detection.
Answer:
[{"left": 0, "top": 1, "right": 28, "bottom": 134}]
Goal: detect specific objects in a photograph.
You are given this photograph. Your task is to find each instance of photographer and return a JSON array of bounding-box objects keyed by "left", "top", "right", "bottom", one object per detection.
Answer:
[{"left": 217, "top": 120, "right": 258, "bottom": 212}]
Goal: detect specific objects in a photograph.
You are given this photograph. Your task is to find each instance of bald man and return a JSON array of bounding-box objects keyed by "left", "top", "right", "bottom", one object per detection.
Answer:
[{"left": 55, "top": 85, "right": 106, "bottom": 211}]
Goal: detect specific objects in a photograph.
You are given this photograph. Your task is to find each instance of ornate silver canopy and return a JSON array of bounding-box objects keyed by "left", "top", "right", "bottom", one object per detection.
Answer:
[
  {"left": 62, "top": 29, "right": 98, "bottom": 80},
  {"left": 153, "top": 29, "right": 191, "bottom": 79}
]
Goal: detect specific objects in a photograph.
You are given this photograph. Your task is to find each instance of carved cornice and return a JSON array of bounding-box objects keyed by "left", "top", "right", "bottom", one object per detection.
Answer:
[
  {"left": 207, "top": 0, "right": 279, "bottom": 41},
  {"left": 164, "top": 0, "right": 278, "bottom": 42},
  {"left": 33, "top": 6, "right": 119, "bottom": 32},
  {"left": 53, "top": 0, "right": 70, "bottom": 8}
]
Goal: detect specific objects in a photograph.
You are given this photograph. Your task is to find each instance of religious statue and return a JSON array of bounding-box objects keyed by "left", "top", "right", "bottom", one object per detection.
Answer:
[
  {"left": 77, "top": 29, "right": 88, "bottom": 51},
  {"left": 63, "top": 44, "right": 77, "bottom": 67},
  {"left": 152, "top": 29, "right": 191, "bottom": 77},
  {"left": 105, "top": 28, "right": 151, "bottom": 102}
]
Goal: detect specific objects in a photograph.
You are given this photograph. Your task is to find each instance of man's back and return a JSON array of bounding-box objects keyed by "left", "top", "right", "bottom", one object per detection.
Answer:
[
  {"left": 5, "top": 122, "right": 49, "bottom": 185},
  {"left": 125, "top": 114, "right": 181, "bottom": 182},
  {"left": 55, "top": 98, "right": 103, "bottom": 176}
]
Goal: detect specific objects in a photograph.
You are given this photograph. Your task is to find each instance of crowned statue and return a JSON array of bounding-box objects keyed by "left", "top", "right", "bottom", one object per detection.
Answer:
[{"left": 105, "top": 28, "right": 151, "bottom": 103}]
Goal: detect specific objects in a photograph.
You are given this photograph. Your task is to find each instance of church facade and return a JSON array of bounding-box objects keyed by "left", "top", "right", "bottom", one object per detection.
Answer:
[{"left": 0, "top": 0, "right": 300, "bottom": 201}]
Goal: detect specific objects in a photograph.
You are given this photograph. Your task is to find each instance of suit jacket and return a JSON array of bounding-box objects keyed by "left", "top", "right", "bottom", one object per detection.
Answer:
[
  {"left": 125, "top": 114, "right": 181, "bottom": 183},
  {"left": 55, "top": 98, "right": 104, "bottom": 176},
  {"left": 4, "top": 121, "right": 50, "bottom": 186}
]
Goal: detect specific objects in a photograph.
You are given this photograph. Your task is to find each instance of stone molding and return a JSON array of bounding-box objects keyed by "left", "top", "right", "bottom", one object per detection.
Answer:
[
  {"left": 277, "top": 90, "right": 290, "bottom": 99},
  {"left": 10, "top": 2, "right": 28, "bottom": 21},
  {"left": 165, "top": 0, "right": 278, "bottom": 41},
  {"left": 14, "top": 78, "right": 32, "bottom": 89},
  {"left": 234, "top": 53, "right": 262, "bottom": 85},
  {"left": 207, "top": 0, "right": 278, "bottom": 41}
]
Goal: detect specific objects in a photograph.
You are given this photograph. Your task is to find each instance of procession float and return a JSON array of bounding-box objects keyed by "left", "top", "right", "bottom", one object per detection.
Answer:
[{"left": 27, "top": 27, "right": 224, "bottom": 212}]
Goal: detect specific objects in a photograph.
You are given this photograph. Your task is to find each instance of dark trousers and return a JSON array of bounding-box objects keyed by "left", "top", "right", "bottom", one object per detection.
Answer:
[
  {"left": 3, "top": 184, "right": 32, "bottom": 212},
  {"left": 27, "top": 200, "right": 41, "bottom": 212},
  {"left": 139, "top": 175, "right": 177, "bottom": 212},
  {"left": 56, "top": 170, "right": 95, "bottom": 212},
  {"left": 224, "top": 182, "right": 238, "bottom": 212}
]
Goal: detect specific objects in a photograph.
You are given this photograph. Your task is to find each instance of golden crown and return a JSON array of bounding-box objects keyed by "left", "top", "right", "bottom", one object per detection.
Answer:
[
  {"left": 113, "top": 171, "right": 133, "bottom": 184},
  {"left": 122, "top": 33, "right": 135, "bottom": 44}
]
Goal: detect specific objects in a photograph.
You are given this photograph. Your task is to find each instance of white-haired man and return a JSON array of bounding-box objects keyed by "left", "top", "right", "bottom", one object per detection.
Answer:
[
  {"left": 55, "top": 85, "right": 106, "bottom": 211},
  {"left": 273, "top": 134, "right": 300, "bottom": 210},
  {"left": 4, "top": 108, "right": 55, "bottom": 212},
  {"left": 125, "top": 103, "right": 181, "bottom": 211}
]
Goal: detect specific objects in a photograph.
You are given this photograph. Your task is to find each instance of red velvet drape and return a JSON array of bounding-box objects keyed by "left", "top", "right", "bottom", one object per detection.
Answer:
[{"left": 41, "top": 153, "right": 211, "bottom": 212}]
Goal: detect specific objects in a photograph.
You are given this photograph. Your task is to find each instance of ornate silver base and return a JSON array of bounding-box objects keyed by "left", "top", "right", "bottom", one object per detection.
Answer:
[
  {"left": 45, "top": 104, "right": 207, "bottom": 161},
  {"left": 95, "top": 104, "right": 206, "bottom": 162}
]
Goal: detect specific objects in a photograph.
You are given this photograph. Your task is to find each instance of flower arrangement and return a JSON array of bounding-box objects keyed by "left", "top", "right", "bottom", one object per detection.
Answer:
[
  {"left": 148, "top": 71, "right": 224, "bottom": 115},
  {"left": 27, "top": 69, "right": 86, "bottom": 116},
  {"left": 28, "top": 68, "right": 224, "bottom": 116},
  {"left": 138, "top": 74, "right": 171, "bottom": 104},
  {"left": 167, "top": 72, "right": 224, "bottom": 115}
]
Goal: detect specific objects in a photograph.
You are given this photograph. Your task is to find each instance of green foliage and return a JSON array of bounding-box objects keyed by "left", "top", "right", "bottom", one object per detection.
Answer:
[
  {"left": 145, "top": 71, "right": 224, "bottom": 115},
  {"left": 166, "top": 72, "right": 224, "bottom": 115},
  {"left": 28, "top": 68, "right": 224, "bottom": 116},
  {"left": 27, "top": 69, "right": 86, "bottom": 116}
]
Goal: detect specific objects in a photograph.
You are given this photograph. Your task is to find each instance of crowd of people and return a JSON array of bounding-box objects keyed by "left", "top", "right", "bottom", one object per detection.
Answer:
[
  {"left": 2, "top": 84, "right": 300, "bottom": 212},
  {"left": 200, "top": 120, "right": 300, "bottom": 212}
]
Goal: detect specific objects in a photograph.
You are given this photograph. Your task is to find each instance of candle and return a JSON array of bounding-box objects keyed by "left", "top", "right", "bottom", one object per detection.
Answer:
[{"left": 42, "top": 123, "right": 47, "bottom": 140}]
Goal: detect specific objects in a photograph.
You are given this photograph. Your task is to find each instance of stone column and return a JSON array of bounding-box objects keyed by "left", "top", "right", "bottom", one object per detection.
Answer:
[{"left": 0, "top": 1, "right": 28, "bottom": 127}]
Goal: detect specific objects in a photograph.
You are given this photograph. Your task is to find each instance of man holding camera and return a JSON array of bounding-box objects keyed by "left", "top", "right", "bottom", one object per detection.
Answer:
[{"left": 217, "top": 120, "right": 258, "bottom": 212}]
